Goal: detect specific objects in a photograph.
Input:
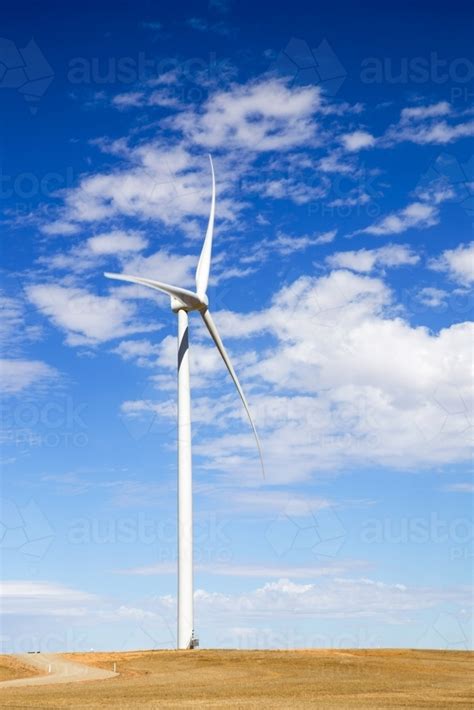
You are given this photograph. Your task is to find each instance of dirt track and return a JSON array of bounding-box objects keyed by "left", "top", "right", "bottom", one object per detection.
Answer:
[{"left": 0, "top": 653, "right": 118, "bottom": 688}]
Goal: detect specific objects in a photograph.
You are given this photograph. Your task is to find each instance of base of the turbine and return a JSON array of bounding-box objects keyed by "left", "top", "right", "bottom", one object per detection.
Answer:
[{"left": 188, "top": 635, "right": 199, "bottom": 649}]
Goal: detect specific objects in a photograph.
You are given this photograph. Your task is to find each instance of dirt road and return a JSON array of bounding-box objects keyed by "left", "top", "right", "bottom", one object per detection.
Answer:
[{"left": 0, "top": 653, "right": 118, "bottom": 688}]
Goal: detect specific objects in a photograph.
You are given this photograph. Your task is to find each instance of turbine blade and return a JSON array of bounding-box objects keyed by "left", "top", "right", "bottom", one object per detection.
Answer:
[
  {"left": 195, "top": 155, "right": 216, "bottom": 298},
  {"left": 200, "top": 309, "right": 265, "bottom": 479},
  {"left": 104, "top": 272, "right": 205, "bottom": 311}
]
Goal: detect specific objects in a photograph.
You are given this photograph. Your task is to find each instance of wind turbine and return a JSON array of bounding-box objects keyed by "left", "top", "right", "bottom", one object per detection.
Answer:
[{"left": 105, "top": 155, "right": 264, "bottom": 650}]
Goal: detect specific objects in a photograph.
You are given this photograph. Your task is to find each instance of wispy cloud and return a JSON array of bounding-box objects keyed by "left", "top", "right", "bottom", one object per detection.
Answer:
[
  {"left": 118, "top": 559, "right": 368, "bottom": 578},
  {"left": 26, "top": 284, "right": 159, "bottom": 346},
  {"left": 429, "top": 242, "right": 474, "bottom": 286},
  {"left": 340, "top": 130, "right": 376, "bottom": 152},
  {"left": 358, "top": 201, "right": 439, "bottom": 236},
  {"left": 243, "top": 230, "right": 338, "bottom": 262},
  {"left": 441, "top": 483, "right": 474, "bottom": 493},
  {"left": 384, "top": 102, "right": 474, "bottom": 145},
  {"left": 326, "top": 244, "right": 419, "bottom": 272},
  {"left": 0, "top": 358, "right": 58, "bottom": 394}
]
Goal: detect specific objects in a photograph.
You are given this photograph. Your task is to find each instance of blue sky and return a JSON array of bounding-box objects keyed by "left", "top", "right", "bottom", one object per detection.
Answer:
[{"left": 1, "top": 0, "right": 473, "bottom": 652}]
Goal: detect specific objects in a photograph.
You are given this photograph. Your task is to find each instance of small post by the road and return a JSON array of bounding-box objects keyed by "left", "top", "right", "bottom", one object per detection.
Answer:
[
  {"left": 113, "top": 662, "right": 116, "bottom": 672},
  {"left": 48, "top": 664, "right": 51, "bottom": 674}
]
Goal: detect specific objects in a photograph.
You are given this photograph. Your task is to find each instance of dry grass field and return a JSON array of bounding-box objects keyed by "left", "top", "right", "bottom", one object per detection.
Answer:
[
  {"left": 0, "top": 655, "right": 43, "bottom": 683},
  {"left": 1, "top": 649, "right": 473, "bottom": 709}
]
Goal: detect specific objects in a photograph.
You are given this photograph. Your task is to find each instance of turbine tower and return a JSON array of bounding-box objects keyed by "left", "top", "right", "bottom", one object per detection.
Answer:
[{"left": 105, "top": 156, "right": 264, "bottom": 650}]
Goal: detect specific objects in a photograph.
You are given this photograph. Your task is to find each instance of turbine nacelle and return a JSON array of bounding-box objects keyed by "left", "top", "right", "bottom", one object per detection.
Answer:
[
  {"left": 171, "top": 292, "right": 208, "bottom": 314},
  {"left": 103, "top": 272, "right": 208, "bottom": 313}
]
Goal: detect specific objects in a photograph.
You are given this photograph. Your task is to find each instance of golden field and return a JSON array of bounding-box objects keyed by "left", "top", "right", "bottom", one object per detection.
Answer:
[
  {"left": 0, "top": 655, "right": 43, "bottom": 682},
  {"left": 1, "top": 648, "right": 473, "bottom": 709}
]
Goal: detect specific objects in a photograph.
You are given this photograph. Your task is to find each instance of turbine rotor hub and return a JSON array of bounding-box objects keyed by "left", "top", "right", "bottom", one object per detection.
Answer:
[{"left": 170, "top": 293, "right": 208, "bottom": 313}]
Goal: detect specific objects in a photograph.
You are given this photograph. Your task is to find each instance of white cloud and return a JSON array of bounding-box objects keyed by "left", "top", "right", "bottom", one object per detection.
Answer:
[
  {"left": 359, "top": 173, "right": 459, "bottom": 239},
  {"left": 328, "top": 191, "right": 371, "bottom": 209},
  {"left": 0, "top": 359, "right": 58, "bottom": 394},
  {"left": 112, "top": 338, "right": 162, "bottom": 367},
  {"left": 400, "top": 102, "right": 451, "bottom": 121},
  {"left": 112, "top": 91, "right": 145, "bottom": 108},
  {"left": 37, "top": 78, "right": 373, "bottom": 244},
  {"left": 40, "top": 220, "right": 81, "bottom": 236},
  {"left": 120, "top": 249, "right": 197, "bottom": 289},
  {"left": 255, "top": 175, "right": 328, "bottom": 205},
  {"left": 170, "top": 78, "right": 323, "bottom": 151},
  {"left": 87, "top": 230, "right": 148, "bottom": 254},
  {"left": 360, "top": 201, "right": 439, "bottom": 236},
  {"left": 430, "top": 242, "right": 474, "bottom": 286},
  {"left": 119, "top": 269, "right": 473, "bottom": 481},
  {"left": 26, "top": 284, "right": 159, "bottom": 346},
  {"left": 121, "top": 560, "right": 361, "bottom": 579},
  {"left": 417, "top": 287, "right": 448, "bottom": 308},
  {"left": 326, "top": 245, "right": 419, "bottom": 273},
  {"left": 117, "top": 331, "right": 224, "bottom": 389},
  {"left": 441, "top": 483, "right": 473, "bottom": 493},
  {"left": 0, "top": 293, "right": 57, "bottom": 396},
  {"left": 0, "top": 580, "right": 97, "bottom": 616},
  {"left": 384, "top": 103, "right": 473, "bottom": 145},
  {"left": 0, "top": 293, "right": 43, "bottom": 346},
  {"left": 244, "top": 230, "right": 338, "bottom": 262},
  {"left": 112, "top": 89, "right": 180, "bottom": 110},
  {"left": 4, "top": 574, "right": 470, "bottom": 651},
  {"left": 42, "top": 230, "right": 150, "bottom": 274},
  {"left": 192, "top": 576, "right": 472, "bottom": 622},
  {"left": 395, "top": 120, "right": 474, "bottom": 145},
  {"left": 341, "top": 130, "right": 376, "bottom": 152},
  {"left": 314, "top": 230, "right": 337, "bottom": 245},
  {"left": 317, "top": 153, "right": 355, "bottom": 174},
  {"left": 45, "top": 144, "right": 242, "bottom": 235}
]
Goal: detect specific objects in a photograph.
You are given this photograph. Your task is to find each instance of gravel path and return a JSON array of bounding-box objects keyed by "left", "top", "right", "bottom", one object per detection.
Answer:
[{"left": 0, "top": 653, "right": 118, "bottom": 688}]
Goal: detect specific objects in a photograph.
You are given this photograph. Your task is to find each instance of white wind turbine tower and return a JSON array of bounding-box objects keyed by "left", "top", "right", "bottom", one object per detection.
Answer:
[{"left": 105, "top": 155, "right": 264, "bottom": 650}]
